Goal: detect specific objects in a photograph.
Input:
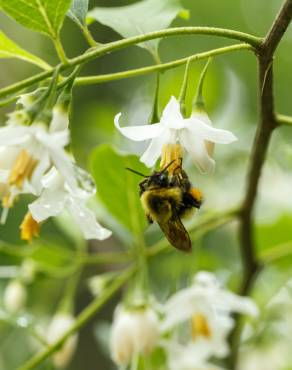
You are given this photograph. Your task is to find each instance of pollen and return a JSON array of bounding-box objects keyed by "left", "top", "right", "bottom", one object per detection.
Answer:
[
  {"left": 191, "top": 313, "right": 212, "bottom": 339},
  {"left": 190, "top": 187, "right": 203, "bottom": 203},
  {"left": 160, "top": 143, "right": 183, "bottom": 174},
  {"left": 20, "top": 212, "right": 40, "bottom": 242},
  {"left": 9, "top": 149, "right": 38, "bottom": 189}
]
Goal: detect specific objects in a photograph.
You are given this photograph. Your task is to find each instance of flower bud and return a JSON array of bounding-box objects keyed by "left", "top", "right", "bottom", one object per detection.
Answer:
[
  {"left": 50, "top": 104, "right": 69, "bottom": 132},
  {"left": 47, "top": 313, "right": 78, "bottom": 368},
  {"left": 110, "top": 305, "right": 159, "bottom": 365},
  {"left": 3, "top": 279, "right": 27, "bottom": 314},
  {"left": 21, "top": 259, "right": 37, "bottom": 283},
  {"left": 16, "top": 88, "right": 46, "bottom": 109}
]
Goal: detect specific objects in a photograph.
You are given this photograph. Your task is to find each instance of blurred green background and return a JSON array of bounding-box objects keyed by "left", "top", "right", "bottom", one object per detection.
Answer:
[{"left": 1, "top": 0, "right": 292, "bottom": 369}]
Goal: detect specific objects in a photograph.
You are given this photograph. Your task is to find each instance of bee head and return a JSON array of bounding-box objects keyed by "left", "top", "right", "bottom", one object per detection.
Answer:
[{"left": 147, "top": 171, "right": 169, "bottom": 188}]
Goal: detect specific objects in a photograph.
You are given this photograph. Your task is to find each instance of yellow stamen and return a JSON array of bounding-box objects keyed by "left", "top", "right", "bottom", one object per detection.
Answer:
[
  {"left": 20, "top": 212, "right": 40, "bottom": 242},
  {"left": 205, "top": 141, "right": 214, "bottom": 157},
  {"left": 191, "top": 313, "right": 212, "bottom": 339},
  {"left": 160, "top": 143, "right": 183, "bottom": 174},
  {"left": 2, "top": 193, "right": 13, "bottom": 208},
  {"left": 9, "top": 149, "right": 38, "bottom": 189}
]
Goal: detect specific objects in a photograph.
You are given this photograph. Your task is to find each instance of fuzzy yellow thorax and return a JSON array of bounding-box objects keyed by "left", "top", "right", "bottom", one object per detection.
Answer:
[
  {"left": 160, "top": 143, "right": 183, "bottom": 174},
  {"left": 20, "top": 212, "right": 40, "bottom": 242},
  {"left": 191, "top": 313, "right": 212, "bottom": 339}
]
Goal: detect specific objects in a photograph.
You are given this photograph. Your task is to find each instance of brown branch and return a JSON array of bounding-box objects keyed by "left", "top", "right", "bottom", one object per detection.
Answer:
[{"left": 228, "top": 1, "right": 292, "bottom": 369}]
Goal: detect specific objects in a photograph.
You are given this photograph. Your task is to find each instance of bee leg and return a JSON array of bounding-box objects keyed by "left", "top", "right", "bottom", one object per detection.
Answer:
[
  {"left": 139, "top": 179, "right": 148, "bottom": 194},
  {"left": 146, "top": 214, "right": 154, "bottom": 224}
]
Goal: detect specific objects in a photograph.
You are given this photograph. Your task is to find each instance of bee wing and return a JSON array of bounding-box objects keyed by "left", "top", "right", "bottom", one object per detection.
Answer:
[{"left": 158, "top": 215, "right": 192, "bottom": 253}]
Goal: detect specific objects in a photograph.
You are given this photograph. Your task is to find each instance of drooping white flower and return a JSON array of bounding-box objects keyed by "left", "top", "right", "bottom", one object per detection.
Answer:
[
  {"left": 163, "top": 340, "right": 224, "bottom": 370},
  {"left": 28, "top": 167, "right": 111, "bottom": 240},
  {"left": 3, "top": 279, "right": 27, "bottom": 314},
  {"left": 0, "top": 123, "right": 74, "bottom": 208},
  {"left": 115, "top": 96, "right": 237, "bottom": 173},
  {"left": 47, "top": 313, "right": 78, "bottom": 368},
  {"left": 161, "top": 271, "right": 258, "bottom": 359},
  {"left": 110, "top": 305, "right": 160, "bottom": 365}
]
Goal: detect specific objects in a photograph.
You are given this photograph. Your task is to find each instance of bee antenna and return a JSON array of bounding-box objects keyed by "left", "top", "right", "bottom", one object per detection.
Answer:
[
  {"left": 126, "top": 167, "right": 148, "bottom": 177},
  {"left": 160, "top": 158, "right": 181, "bottom": 173}
]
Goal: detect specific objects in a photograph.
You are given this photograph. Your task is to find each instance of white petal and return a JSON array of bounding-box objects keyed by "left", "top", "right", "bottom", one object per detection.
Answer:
[
  {"left": 66, "top": 197, "right": 112, "bottom": 240},
  {"left": 0, "top": 169, "right": 9, "bottom": 183},
  {"left": 30, "top": 152, "right": 50, "bottom": 195},
  {"left": 36, "top": 128, "right": 70, "bottom": 148},
  {"left": 0, "top": 126, "right": 31, "bottom": 146},
  {"left": 191, "top": 110, "right": 213, "bottom": 127},
  {"left": 29, "top": 188, "right": 67, "bottom": 222},
  {"left": 41, "top": 167, "right": 64, "bottom": 189},
  {"left": 186, "top": 118, "right": 237, "bottom": 144},
  {"left": 180, "top": 130, "right": 215, "bottom": 174},
  {"left": 49, "top": 147, "right": 78, "bottom": 190},
  {"left": 114, "top": 113, "right": 163, "bottom": 141},
  {"left": 140, "top": 135, "right": 166, "bottom": 168},
  {"left": 213, "top": 291, "right": 259, "bottom": 317},
  {"left": 160, "top": 96, "right": 184, "bottom": 129},
  {"left": 50, "top": 107, "right": 69, "bottom": 132}
]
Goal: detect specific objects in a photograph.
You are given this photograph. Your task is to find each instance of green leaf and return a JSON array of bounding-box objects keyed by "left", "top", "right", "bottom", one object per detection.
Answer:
[
  {"left": 90, "top": 144, "right": 147, "bottom": 235},
  {"left": 0, "top": 31, "right": 50, "bottom": 70},
  {"left": 0, "top": 0, "right": 72, "bottom": 39},
  {"left": 68, "top": 0, "right": 88, "bottom": 27},
  {"left": 87, "top": 0, "right": 189, "bottom": 53}
]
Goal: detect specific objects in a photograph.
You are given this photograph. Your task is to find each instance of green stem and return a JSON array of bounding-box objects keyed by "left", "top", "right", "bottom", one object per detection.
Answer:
[
  {"left": 18, "top": 266, "right": 135, "bottom": 370},
  {"left": 0, "top": 94, "right": 19, "bottom": 107},
  {"left": 178, "top": 57, "right": 192, "bottom": 116},
  {"left": 276, "top": 113, "right": 292, "bottom": 126},
  {"left": 81, "top": 250, "right": 132, "bottom": 264},
  {"left": 193, "top": 57, "right": 212, "bottom": 108},
  {"left": 81, "top": 25, "right": 99, "bottom": 47},
  {"left": 260, "top": 241, "right": 292, "bottom": 264},
  {"left": 54, "top": 37, "right": 68, "bottom": 64},
  {"left": 0, "top": 25, "right": 259, "bottom": 98},
  {"left": 76, "top": 44, "right": 252, "bottom": 86}
]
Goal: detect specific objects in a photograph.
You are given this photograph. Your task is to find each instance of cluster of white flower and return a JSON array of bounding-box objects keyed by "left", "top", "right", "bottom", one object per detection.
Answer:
[
  {"left": 0, "top": 89, "right": 111, "bottom": 242},
  {"left": 110, "top": 271, "right": 258, "bottom": 369}
]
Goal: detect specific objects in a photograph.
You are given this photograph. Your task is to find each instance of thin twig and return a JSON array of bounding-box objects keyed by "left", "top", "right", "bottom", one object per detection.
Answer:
[
  {"left": 228, "top": 1, "right": 292, "bottom": 368},
  {"left": 18, "top": 266, "right": 135, "bottom": 370},
  {"left": 276, "top": 113, "right": 292, "bottom": 126},
  {"left": 76, "top": 44, "right": 251, "bottom": 87},
  {"left": 0, "top": 27, "right": 261, "bottom": 99}
]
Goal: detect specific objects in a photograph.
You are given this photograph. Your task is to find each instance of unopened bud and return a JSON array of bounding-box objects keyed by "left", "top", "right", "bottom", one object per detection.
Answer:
[
  {"left": 47, "top": 313, "right": 78, "bottom": 368},
  {"left": 3, "top": 279, "right": 27, "bottom": 314},
  {"left": 110, "top": 305, "right": 159, "bottom": 365}
]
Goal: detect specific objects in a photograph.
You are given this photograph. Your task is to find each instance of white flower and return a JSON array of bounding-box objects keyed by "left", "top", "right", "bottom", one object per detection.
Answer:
[
  {"left": 3, "top": 279, "right": 27, "bottom": 314},
  {"left": 115, "top": 96, "right": 237, "bottom": 173},
  {"left": 161, "top": 271, "right": 258, "bottom": 359},
  {"left": 47, "top": 313, "right": 78, "bottom": 368},
  {"left": 110, "top": 305, "right": 159, "bottom": 365},
  {"left": 0, "top": 123, "right": 74, "bottom": 201},
  {"left": 163, "top": 340, "right": 224, "bottom": 370},
  {"left": 28, "top": 167, "right": 111, "bottom": 240}
]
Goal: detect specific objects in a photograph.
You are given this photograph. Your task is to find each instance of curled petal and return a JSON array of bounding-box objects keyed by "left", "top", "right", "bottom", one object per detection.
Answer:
[
  {"left": 140, "top": 135, "right": 166, "bottom": 168},
  {"left": 160, "top": 96, "right": 184, "bottom": 129},
  {"left": 186, "top": 119, "right": 237, "bottom": 144},
  {"left": 29, "top": 188, "right": 67, "bottom": 222},
  {"left": 0, "top": 126, "right": 31, "bottom": 146},
  {"left": 180, "top": 130, "right": 215, "bottom": 174},
  {"left": 67, "top": 198, "right": 112, "bottom": 240},
  {"left": 114, "top": 113, "right": 163, "bottom": 141}
]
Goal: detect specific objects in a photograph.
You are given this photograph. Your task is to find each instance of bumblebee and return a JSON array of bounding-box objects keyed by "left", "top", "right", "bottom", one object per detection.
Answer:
[{"left": 127, "top": 160, "right": 202, "bottom": 252}]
